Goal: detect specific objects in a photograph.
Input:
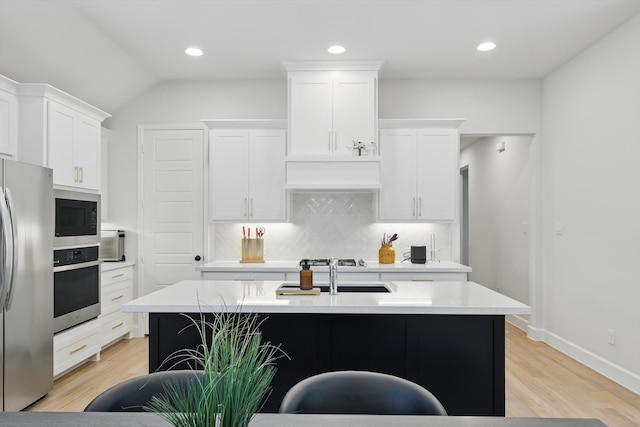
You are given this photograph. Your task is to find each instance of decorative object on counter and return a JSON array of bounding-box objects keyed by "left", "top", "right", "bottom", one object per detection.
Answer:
[
  {"left": 427, "top": 233, "right": 440, "bottom": 264},
  {"left": 351, "top": 140, "right": 367, "bottom": 156},
  {"left": 410, "top": 246, "right": 426, "bottom": 264},
  {"left": 379, "top": 232, "right": 398, "bottom": 264},
  {"left": 241, "top": 226, "right": 265, "bottom": 263},
  {"left": 379, "top": 243, "right": 396, "bottom": 264},
  {"left": 299, "top": 262, "right": 313, "bottom": 290},
  {"left": 147, "top": 311, "right": 285, "bottom": 427}
]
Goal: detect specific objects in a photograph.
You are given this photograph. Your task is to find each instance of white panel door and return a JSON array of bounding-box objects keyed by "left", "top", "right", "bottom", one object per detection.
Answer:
[
  {"left": 417, "top": 129, "right": 458, "bottom": 221},
  {"left": 332, "top": 73, "right": 376, "bottom": 154},
  {"left": 76, "top": 115, "right": 101, "bottom": 190},
  {"left": 248, "top": 130, "right": 286, "bottom": 220},
  {"left": 142, "top": 128, "right": 204, "bottom": 298},
  {"left": 289, "top": 73, "right": 332, "bottom": 154},
  {"left": 48, "top": 101, "right": 76, "bottom": 187},
  {"left": 379, "top": 129, "right": 417, "bottom": 221},
  {"left": 209, "top": 130, "right": 248, "bottom": 220}
]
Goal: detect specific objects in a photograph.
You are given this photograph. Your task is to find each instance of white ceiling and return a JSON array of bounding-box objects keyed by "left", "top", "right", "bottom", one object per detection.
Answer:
[{"left": 1, "top": 0, "right": 639, "bottom": 113}]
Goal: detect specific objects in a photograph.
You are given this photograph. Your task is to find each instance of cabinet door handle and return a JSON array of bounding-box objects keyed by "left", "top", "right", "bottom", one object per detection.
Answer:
[
  {"left": 74, "top": 167, "right": 79, "bottom": 182},
  {"left": 418, "top": 197, "right": 422, "bottom": 217},
  {"left": 69, "top": 344, "right": 87, "bottom": 355},
  {"left": 111, "top": 322, "right": 125, "bottom": 330},
  {"left": 328, "top": 131, "right": 332, "bottom": 152},
  {"left": 334, "top": 131, "right": 338, "bottom": 152},
  {"left": 412, "top": 197, "right": 416, "bottom": 216},
  {"left": 244, "top": 198, "right": 248, "bottom": 217},
  {"left": 79, "top": 167, "right": 84, "bottom": 183},
  {"left": 249, "top": 198, "right": 253, "bottom": 217}
]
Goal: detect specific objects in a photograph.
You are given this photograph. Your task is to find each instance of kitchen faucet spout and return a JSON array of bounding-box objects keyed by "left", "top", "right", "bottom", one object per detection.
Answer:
[{"left": 329, "top": 257, "right": 338, "bottom": 295}]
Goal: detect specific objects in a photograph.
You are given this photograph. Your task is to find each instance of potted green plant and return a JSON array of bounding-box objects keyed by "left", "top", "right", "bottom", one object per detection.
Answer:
[{"left": 145, "top": 310, "right": 284, "bottom": 427}]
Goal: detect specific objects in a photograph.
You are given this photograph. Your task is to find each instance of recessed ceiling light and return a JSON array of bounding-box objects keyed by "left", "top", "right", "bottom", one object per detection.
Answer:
[
  {"left": 328, "top": 45, "right": 346, "bottom": 55},
  {"left": 185, "top": 47, "right": 203, "bottom": 57},
  {"left": 477, "top": 42, "right": 496, "bottom": 52}
]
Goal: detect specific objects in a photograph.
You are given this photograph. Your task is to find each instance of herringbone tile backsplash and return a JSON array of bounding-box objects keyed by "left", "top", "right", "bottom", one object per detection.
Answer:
[{"left": 212, "top": 193, "right": 453, "bottom": 262}]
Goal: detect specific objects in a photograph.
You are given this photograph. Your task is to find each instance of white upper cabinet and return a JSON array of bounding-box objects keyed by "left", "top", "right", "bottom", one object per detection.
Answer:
[
  {"left": 207, "top": 121, "right": 287, "bottom": 221},
  {"left": 48, "top": 101, "right": 101, "bottom": 190},
  {"left": 0, "top": 76, "right": 19, "bottom": 159},
  {"left": 284, "top": 61, "right": 383, "bottom": 156},
  {"left": 17, "top": 84, "right": 110, "bottom": 191},
  {"left": 379, "top": 120, "right": 464, "bottom": 222}
]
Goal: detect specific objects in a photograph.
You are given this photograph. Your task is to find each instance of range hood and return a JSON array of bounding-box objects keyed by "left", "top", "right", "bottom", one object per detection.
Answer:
[{"left": 285, "top": 156, "right": 381, "bottom": 191}]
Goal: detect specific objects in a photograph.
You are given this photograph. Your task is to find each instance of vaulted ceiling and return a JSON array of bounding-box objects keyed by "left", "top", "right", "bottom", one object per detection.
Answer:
[{"left": 1, "top": 0, "right": 638, "bottom": 113}]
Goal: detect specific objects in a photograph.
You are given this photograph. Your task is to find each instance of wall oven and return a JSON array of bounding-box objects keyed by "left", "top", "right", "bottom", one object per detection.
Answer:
[
  {"left": 54, "top": 189, "right": 100, "bottom": 248},
  {"left": 53, "top": 246, "right": 101, "bottom": 333}
]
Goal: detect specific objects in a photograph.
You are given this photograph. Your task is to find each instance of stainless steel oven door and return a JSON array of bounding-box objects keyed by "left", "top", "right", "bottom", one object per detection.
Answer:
[{"left": 53, "top": 260, "right": 101, "bottom": 334}]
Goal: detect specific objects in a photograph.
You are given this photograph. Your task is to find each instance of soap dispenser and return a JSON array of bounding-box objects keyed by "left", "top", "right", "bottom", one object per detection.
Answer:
[{"left": 300, "top": 262, "right": 313, "bottom": 290}]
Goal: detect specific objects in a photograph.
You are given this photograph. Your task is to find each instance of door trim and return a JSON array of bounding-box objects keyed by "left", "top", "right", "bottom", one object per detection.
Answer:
[{"left": 135, "top": 123, "right": 208, "bottom": 336}]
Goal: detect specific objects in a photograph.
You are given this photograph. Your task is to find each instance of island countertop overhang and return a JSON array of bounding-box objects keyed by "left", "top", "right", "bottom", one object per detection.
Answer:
[{"left": 122, "top": 280, "right": 530, "bottom": 316}]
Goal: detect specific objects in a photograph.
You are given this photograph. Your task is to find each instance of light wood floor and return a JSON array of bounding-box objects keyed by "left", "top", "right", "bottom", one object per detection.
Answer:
[{"left": 27, "top": 324, "right": 640, "bottom": 426}]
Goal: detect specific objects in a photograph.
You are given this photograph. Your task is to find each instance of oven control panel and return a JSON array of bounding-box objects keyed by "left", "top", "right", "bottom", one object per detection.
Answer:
[{"left": 54, "top": 246, "right": 99, "bottom": 267}]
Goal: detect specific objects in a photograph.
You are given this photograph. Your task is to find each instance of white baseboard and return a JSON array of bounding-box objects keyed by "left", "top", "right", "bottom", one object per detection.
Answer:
[
  {"left": 543, "top": 330, "right": 640, "bottom": 396},
  {"left": 506, "top": 314, "right": 529, "bottom": 332},
  {"left": 506, "top": 315, "right": 640, "bottom": 395}
]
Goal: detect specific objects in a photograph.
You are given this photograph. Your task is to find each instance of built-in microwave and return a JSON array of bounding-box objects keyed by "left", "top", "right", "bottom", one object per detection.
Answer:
[{"left": 54, "top": 189, "right": 100, "bottom": 248}]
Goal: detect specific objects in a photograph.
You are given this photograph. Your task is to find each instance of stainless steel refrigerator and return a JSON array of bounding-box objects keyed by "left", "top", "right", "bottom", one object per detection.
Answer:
[{"left": 0, "top": 159, "right": 53, "bottom": 411}]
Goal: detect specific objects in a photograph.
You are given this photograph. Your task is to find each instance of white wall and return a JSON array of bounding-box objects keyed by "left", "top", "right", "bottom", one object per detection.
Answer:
[
  {"left": 379, "top": 79, "right": 542, "bottom": 135},
  {"left": 542, "top": 14, "right": 640, "bottom": 391},
  {"left": 460, "top": 136, "right": 533, "bottom": 304}
]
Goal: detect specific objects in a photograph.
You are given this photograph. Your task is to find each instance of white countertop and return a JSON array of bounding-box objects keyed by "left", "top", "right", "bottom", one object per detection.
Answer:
[
  {"left": 122, "top": 280, "right": 529, "bottom": 315},
  {"left": 100, "top": 260, "right": 136, "bottom": 272},
  {"left": 196, "top": 260, "right": 471, "bottom": 273}
]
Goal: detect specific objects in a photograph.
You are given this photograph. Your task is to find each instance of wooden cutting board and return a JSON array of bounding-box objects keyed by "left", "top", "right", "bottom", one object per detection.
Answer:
[{"left": 275, "top": 287, "right": 321, "bottom": 296}]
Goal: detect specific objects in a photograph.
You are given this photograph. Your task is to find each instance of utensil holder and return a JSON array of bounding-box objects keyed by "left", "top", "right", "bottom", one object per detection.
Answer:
[
  {"left": 240, "top": 238, "right": 265, "bottom": 263},
  {"left": 378, "top": 243, "right": 395, "bottom": 264}
]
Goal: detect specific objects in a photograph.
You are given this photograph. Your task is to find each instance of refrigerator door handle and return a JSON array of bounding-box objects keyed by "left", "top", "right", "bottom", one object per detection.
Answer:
[
  {"left": 0, "top": 187, "right": 15, "bottom": 310},
  {"left": 3, "top": 188, "right": 17, "bottom": 310}
]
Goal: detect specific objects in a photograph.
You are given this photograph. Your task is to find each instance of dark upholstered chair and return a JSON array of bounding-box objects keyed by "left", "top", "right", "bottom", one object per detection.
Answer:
[
  {"left": 84, "top": 370, "right": 205, "bottom": 412},
  {"left": 279, "top": 370, "right": 447, "bottom": 415}
]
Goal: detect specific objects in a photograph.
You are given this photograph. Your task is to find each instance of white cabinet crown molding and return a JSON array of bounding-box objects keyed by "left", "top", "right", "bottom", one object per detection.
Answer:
[
  {"left": 202, "top": 119, "right": 287, "bottom": 130},
  {"left": 17, "top": 83, "right": 110, "bottom": 121},
  {"left": 282, "top": 60, "right": 385, "bottom": 72},
  {"left": 0, "top": 75, "right": 19, "bottom": 93}
]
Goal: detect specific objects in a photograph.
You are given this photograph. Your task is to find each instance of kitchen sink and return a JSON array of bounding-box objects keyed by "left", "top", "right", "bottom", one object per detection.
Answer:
[{"left": 278, "top": 283, "right": 391, "bottom": 293}]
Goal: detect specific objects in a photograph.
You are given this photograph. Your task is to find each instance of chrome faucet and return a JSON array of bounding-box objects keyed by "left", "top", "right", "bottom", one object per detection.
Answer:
[{"left": 329, "top": 257, "right": 338, "bottom": 295}]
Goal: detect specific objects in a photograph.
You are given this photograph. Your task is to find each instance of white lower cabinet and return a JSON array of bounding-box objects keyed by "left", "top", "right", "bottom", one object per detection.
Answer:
[
  {"left": 99, "top": 265, "right": 134, "bottom": 347},
  {"left": 53, "top": 264, "right": 134, "bottom": 377},
  {"left": 53, "top": 319, "right": 100, "bottom": 377}
]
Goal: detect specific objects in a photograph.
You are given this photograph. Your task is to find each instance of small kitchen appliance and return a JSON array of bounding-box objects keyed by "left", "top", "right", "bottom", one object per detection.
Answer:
[
  {"left": 100, "top": 229, "right": 125, "bottom": 262},
  {"left": 410, "top": 246, "right": 426, "bottom": 264}
]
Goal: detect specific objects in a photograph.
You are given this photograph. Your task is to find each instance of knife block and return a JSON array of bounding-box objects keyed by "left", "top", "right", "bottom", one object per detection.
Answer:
[{"left": 240, "top": 238, "right": 265, "bottom": 263}]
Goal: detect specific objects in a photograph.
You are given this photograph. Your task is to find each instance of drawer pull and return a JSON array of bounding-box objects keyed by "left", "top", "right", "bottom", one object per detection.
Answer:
[
  {"left": 233, "top": 278, "right": 255, "bottom": 281},
  {"left": 111, "top": 322, "right": 125, "bottom": 330},
  {"left": 111, "top": 295, "right": 124, "bottom": 302},
  {"left": 69, "top": 344, "right": 87, "bottom": 355},
  {"left": 111, "top": 273, "right": 125, "bottom": 279},
  {"left": 411, "top": 279, "right": 433, "bottom": 282}
]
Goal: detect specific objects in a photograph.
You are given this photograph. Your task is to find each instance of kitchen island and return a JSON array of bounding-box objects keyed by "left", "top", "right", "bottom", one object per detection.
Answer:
[{"left": 123, "top": 280, "right": 529, "bottom": 416}]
